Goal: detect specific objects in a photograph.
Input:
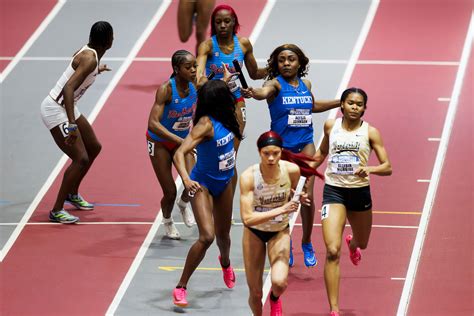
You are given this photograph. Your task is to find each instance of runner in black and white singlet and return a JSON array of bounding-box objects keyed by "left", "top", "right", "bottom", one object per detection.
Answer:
[
  {"left": 146, "top": 50, "right": 197, "bottom": 240},
  {"left": 40, "top": 21, "right": 113, "bottom": 224},
  {"left": 241, "top": 44, "right": 340, "bottom": 268},
  {"left": 240, "top": 131, "right": 322, "bottom": 316},
  {"left": 313, "top": 88, "right": 392, "bottom": 316}
]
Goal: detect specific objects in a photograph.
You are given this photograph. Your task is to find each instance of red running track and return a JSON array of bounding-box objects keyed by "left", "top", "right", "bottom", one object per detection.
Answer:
[
  {"left": 409, "top": 53, "right": 473, "bottom": 315},
  {"left": 275, "top": 0, "right": 473, "bottom": 315},
  {"left": 0, "top": 1, "right": 266, "bottom": 315},
  {"left": 0, "top": 0, "right": 57, "bottom": 72}
]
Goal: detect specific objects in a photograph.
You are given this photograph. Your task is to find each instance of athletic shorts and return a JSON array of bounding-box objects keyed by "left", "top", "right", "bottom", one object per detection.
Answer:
[
  {"left": 283, "top": 140, "right": 313, "bottom": 154},
  {"left": 322, "top": 184, "right": 372, "bottom": 212},
  {"left": 146, "top": 130, "right": 179, "bottom": 155},
  {"left": 40, "top": 96, "right": 81, "bottom": 130},
  {"left": 190, "top": 169, "right": 233, "bottom": 197},
  {"left": 247, "top": 225, "right": 289, "bottom": 243}
]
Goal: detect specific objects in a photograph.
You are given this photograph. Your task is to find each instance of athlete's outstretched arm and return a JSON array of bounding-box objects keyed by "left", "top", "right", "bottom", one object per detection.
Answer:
[
  {"left": 174, "top": 116, "right": 213, "bottom": 194},
  {"left": 241, "top": 79, "right": 278, "bottom": 100},
  {"left": 354, "top": 126, "right": 392, "bottom": 177}
]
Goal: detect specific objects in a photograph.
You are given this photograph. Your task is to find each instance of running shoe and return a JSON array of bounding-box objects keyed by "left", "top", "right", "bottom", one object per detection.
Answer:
[
  {"left": 176, "top": 200, "right": 195, "bottom": 227},
  {"left": 345, "top": 234, "right": 361, "bottom": 265},
  {"left": 289, "top": 239, "right": 294, "bottom": 267},
  {"left": 163, "top": 217, "right": 181, "bottom": 240},
  {"left": 270, "top": 297, "right": 283, "bottom": 316},
  {"left": 173, "top": 287, "right": 188, "bottom": 307},
  {"left": 219, "top": 255, "right": 236, "bottom": 288},
  {"left": 49, "top": 209, "right": 79, "bottom": 224},
  {"left": 330, "top": 311, "right": 340, "bottom": 316},
  {"left": 66, "top": 194, "right": 94, "bottom": 210},
  {"left": 302, "top": 242, "right": 318, "bottom": 267}
]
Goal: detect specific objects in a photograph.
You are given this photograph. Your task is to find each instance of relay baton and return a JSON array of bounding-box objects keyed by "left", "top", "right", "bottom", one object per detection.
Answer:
[{"left": 232, "top": 59, "right": 248, "bottom": 89}]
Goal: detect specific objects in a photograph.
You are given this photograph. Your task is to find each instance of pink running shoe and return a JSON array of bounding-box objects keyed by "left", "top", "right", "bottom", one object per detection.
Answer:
[
  {"left": 330, "top": 311, "right": 340, "bottom": 316},
  {"left": 345, "top": 234, "right": 361, "bottom": 266},
  {"left": 173, "top": 287, "right": 188, "bottom": 307},
  {"left": 270, "top": 297, "right": 283, "bottom": 316},
  {"left": 219, "top": 255, "right": 236, "bottom": 288}
]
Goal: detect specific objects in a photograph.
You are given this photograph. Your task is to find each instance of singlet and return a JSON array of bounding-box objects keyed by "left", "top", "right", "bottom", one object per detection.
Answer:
[
  {"left": 268, "top": 76, "right": 314, "bottom": 149},
  {"left": 205, "top": 35, "right": 245, "bottom": 99},
  {"left": 151, "top": 78, "right": 197, "bottom": 141},
  {"left": 194, "top": 116, "right": 235, "bottom": 180},
  {"left": 49, "top": 45, "right": 99, "bottom": 105},
  {"left": 325, "top": 118, "right": 371, "bottom": 188},
  {"left": 251, "top": 162, "right": 291, "bottom": 232}
]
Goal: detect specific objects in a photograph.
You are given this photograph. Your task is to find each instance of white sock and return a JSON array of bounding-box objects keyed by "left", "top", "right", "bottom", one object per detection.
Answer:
[
  {"left": 177, "top": 198, "right": 188, "bottom": 208},
  {"left": 163, "top": 216, "right": 173, "bottom": 224}
]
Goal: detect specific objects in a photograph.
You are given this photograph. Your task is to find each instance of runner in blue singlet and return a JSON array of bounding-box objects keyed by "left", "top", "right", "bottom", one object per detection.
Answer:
[{"left": 241, "top": 44, "right": 340, "bottom": 268}]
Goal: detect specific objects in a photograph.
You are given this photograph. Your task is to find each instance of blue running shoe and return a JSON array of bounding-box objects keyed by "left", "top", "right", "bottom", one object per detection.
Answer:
[
  {"left": 302, "top": 242, "right": 317, "bottom": 267},
  {"left": 289, "top": 239, "right": 294, "bottom": 267}
]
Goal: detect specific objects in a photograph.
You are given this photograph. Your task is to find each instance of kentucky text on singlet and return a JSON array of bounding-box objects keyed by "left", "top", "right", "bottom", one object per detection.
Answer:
[
  {"left": 195, "top": 116, "right": 235, "bottom": 180},
  {"left": 268, "top": 76, "right": 314, "bottom": 149}
]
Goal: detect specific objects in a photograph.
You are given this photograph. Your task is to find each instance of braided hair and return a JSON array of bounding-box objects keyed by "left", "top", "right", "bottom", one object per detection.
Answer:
[{"left": 170, "top": 49, "right": 194, "bottom": 78}]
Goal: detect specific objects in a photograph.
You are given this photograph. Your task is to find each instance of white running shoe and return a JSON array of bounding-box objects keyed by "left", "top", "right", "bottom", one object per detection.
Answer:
[
  {"left": 177, "top": 200, "right": 195, "bottom": 228},
  {"left": 163, "top": 217, "right": 180, "bottom": 240}
]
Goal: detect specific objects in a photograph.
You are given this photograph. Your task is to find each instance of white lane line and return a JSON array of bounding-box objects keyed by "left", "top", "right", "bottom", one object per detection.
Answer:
[
  {"left": 263, "top": 0, "right": 381, "bottom": 307},
  {"left": 397, "top": 11, "right": 474, "bottom": 316},
  {"left": 427, "top": 138, "right": 441, "bottom": 142},
  {"left": 392, "top": 277, "right": 406, "bottom": 281},
  {"left": 437, "top": 97, "right": 451, "bottom": 102},
  {"left": 0, "top": 0, "right": 66, "bottom": 83},
  {"left": 0, "top": 0, "right": 171, "bottom": 263},
  {"left": 416, "top": 179, "right": 430, "bottom": 183}
]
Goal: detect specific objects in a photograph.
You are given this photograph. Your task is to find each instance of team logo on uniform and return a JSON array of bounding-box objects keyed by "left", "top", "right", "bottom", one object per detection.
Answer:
[
  {"left": 257, "top": 183, "right": 264, "bottom": 190},
  {"left": 175, "top": 99, "right": 179, "bottom": 104},
  {"left": 215, "top": 52, "right": 219, "bottom": 57}
]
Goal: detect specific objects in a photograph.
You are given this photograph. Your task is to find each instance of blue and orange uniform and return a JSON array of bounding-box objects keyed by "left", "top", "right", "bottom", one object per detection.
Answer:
[
  {"left": 147, "top": 78, "right": 197, "bottom": 152},
  {"left": 205, "top": 35, "right": 245, "bottom": 103}
]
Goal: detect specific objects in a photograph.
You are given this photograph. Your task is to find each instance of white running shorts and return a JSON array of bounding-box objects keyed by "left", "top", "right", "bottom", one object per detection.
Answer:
[{"left": 40, "top": 96, "right": 81, "bottom": 130}]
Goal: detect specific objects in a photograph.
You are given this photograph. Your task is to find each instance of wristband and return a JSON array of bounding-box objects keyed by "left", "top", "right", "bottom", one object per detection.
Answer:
[{"left": 66, "top": 123, "right": 78, "bottom": 132}]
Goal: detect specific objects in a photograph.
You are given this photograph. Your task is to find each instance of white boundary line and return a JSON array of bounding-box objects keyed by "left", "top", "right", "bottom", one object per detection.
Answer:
[
  {"left": 0, "top": 0, "right": 66, "bottom": 83},
  {"left": 396, "top": 11, "right": 473, "bottom": 316},
  {"left": 260, "top": 0, "right": 381, "bottom": 306},
  {"left": 0, "top": 0, "right": 172, "bottom": 263}
]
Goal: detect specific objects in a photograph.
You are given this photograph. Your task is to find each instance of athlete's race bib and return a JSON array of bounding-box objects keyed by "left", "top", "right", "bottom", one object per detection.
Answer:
[
  {"left": 218, "top": 149, "right": 235, "bottom": 171},
  {"left": 330, "top": 155, "right": 360, "bottom": 175},
  {"left": 172, "top": 116, "right": 192, "bottom": 131},
  {"left": 288, "top": 109, "right": 312, "bottom": 127}
]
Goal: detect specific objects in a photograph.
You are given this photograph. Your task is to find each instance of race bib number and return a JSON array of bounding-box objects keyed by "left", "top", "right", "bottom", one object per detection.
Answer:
[
  {"left": 240, "top": 106, "right": 247, "bottom": 122},
  {"left": 147, "top": 140, "right": 155, "bottom": 156},
  {"left": 59, "top": 122, "right": 69, "bottom": 137},
  {"left": 330, "top": 155, "right": 360, "bottom": 175},
  {"left": 321, "top": 204, "right": 330, "bottom": 220},
  {"left": 218, "top": 150, "right": 235, "bottom": 171},
  {"left": 272, "top": 214, "right": 283, "bottom": 223},
  {"left": 172, "top": 117, "right": 192, "bottom": 131},
  {"left": 287, "top": 109, "right": 311, "bottom": 127}
]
